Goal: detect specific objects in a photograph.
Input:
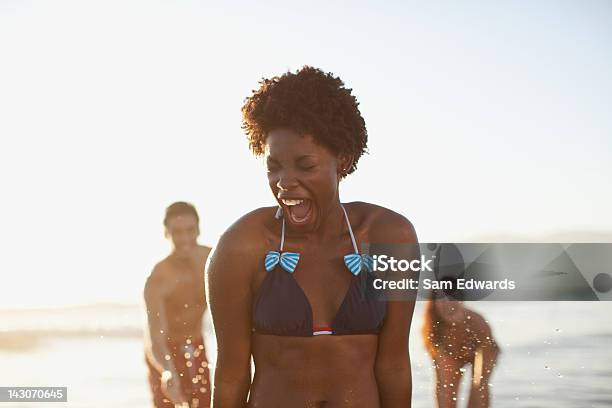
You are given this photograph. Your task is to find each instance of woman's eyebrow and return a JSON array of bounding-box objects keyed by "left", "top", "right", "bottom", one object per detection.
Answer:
[{"left": 267, "top": 155, "right": 316, "bottom": 164}]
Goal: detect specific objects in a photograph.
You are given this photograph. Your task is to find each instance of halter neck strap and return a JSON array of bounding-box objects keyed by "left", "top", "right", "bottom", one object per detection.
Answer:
[
  {"left": 278, "top": 204, "right": 358, "bottom": 254},
  {"left": 341, "top": 204, "right": 359, "bottom": 254},
  {"left": 280, "top": 217, "right": 285, "bottom": 251}
]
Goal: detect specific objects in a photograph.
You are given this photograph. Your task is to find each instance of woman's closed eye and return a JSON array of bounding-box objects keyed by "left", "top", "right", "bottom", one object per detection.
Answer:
[{"left": 300, "top": 164, "right": 317, "bottom": 171}]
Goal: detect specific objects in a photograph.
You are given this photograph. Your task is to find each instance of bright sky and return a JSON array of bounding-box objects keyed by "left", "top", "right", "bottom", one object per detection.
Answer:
[{"left": 1, "top": 0, "right": 611, "bottom": 309}]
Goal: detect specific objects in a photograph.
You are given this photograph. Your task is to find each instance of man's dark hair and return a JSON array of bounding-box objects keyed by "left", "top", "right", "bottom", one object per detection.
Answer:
[{"left": 164, "top": 201, "right": 199, "bottom": 227}]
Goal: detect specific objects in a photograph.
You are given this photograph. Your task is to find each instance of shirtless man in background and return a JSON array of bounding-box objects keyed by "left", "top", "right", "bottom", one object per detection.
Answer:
[{"left": 144, "top": 202, "right": 212, "bottom": 408}]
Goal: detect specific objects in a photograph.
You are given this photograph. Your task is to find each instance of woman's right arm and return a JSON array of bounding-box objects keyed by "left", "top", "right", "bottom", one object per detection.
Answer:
[{"left": 206, "top": 224, "right": 259, "bottom": 407}]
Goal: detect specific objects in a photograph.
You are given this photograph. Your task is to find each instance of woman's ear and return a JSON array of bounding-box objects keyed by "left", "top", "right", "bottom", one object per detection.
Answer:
[{"left": 338, "top": 154, "right": 354, "bottom": 177}]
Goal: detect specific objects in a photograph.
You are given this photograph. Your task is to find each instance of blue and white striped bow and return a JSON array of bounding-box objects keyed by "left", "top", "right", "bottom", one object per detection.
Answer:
[
  {"left": 264, "top": 251, "right": 300, "bottom": 273},
  {"left": 343, "top": 253, "right": 374, "bottom": 276}
]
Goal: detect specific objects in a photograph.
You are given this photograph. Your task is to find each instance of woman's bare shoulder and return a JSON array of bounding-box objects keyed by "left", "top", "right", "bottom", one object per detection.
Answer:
[
  {"left": 210, "top": 207, "right": 278, "bottom": 264},
  {"left": 346, "top": 201, "right": 418, "bottom": 243},
  {"left": 466, "top": 309, "right": 498, "bottom": 343}
]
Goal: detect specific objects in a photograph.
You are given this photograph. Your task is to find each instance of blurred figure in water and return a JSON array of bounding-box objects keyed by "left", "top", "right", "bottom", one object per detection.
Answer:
[
  {"left": 422, "top": 289, "right": 500, "bottom": 408},
  {"left": 144, "top": 202, "right": 211, "bottom": 408}
]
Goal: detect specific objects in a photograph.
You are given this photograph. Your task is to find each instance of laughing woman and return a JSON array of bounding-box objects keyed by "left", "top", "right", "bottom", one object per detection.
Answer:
[{"left": 207, "top": 66, "right": 419, "bottom": 407}]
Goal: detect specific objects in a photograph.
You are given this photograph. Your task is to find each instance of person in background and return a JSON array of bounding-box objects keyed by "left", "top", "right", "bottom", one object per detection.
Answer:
[
  {"left": 422, "top": 289, "right": 500, "bottom": 408},
  {"left": 144, "top": 202, "right": 212, "bottom": 408}
]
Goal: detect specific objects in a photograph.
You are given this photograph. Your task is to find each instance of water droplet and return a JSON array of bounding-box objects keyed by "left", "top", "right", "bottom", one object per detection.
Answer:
[
  {"left": 557, "top": 373, "right": 563, "bottom": 378},
  {"left": 160, "top": 330, "right": 164, "bottom": 334},
  {"left": 459, "top": 367, "right": 467, "bottom": 373},
  {"left": 545, "top": 365, "right": 550, "bottom": 370},
  {"left": 184, "top": 304, "right": 189, "bottom": 308},
  {"left": 164, "top": 355, "right": 171, "bottom": 361},
  {"left": 186, "top": 361, "right": 193, "bottom": 367},
  {"left": 184, "top": 352, "right": 191, "bottom": 359}
]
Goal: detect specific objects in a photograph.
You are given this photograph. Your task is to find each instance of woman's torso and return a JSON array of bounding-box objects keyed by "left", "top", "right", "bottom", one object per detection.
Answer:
[
  {"left": 432, "top": 311, "right": 488, "bottom": 365},
  {"left": 250, "top": 334, "right": 379, "bottom": 407},
  {"left": 247, "top": 202, "right": 385, "bottom": 407}
]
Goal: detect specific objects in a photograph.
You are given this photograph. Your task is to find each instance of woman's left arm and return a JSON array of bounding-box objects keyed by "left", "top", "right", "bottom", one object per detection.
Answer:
[
  {"left": 468, "top": 316, "right": 500, "bottom": 408},
  {"left": 372, "top": 211, "right": 419, "bottom": 408},
  {"left": 376, "top": 300, "right": 416, "bottom": 407}
]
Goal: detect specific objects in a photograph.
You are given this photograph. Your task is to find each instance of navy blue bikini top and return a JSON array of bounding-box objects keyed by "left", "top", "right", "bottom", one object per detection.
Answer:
[{"left": 252, "top": 205, "right": 386, "bottom": 337}]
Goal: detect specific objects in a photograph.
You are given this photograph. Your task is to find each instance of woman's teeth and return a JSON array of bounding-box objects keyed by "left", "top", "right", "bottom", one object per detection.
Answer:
[
  {"left": 281, "top": 199, "right": 304, "bottom": 206},
  {"left": 282, "top": 198, "right": 312, "bottom": 224}
]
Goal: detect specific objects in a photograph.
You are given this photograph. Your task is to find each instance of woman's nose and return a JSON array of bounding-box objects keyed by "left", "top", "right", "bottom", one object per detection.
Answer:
[{"left": 276, "top": 172, "right": 299, "bottom": 191}]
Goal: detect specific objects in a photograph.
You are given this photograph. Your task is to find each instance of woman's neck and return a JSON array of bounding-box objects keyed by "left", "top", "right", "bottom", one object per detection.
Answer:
[{"left": 284, "top": 198, "right": 347, "bottom": 244}]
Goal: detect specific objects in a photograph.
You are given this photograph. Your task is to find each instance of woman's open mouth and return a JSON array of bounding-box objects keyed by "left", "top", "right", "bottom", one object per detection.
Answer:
[{"left": 281, "top": 198, "right": 313, "bottom": 225}]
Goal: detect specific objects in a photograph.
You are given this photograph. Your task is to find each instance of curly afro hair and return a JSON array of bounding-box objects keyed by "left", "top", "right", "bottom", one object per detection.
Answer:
[{"left": 241, "top": 66, "right": 368, "bottom": 177}]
